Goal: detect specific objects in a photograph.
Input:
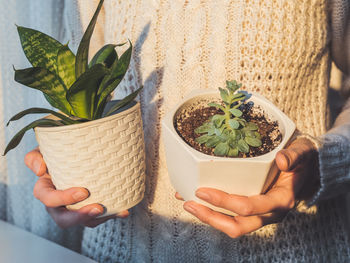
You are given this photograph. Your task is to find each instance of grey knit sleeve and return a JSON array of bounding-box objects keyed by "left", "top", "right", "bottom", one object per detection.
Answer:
[{"left": 308, "top": 0, "right": 350, "bottom": 204}]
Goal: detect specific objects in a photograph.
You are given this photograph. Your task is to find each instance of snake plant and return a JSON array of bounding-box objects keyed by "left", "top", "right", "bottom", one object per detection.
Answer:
[{"left": 4, "top": 0, "right": 141, "bottom": 155}]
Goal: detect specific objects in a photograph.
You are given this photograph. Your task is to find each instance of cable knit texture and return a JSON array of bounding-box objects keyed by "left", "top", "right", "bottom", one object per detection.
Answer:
[{"left": 1, "top": 0, "right": 350, "bottom": 262}]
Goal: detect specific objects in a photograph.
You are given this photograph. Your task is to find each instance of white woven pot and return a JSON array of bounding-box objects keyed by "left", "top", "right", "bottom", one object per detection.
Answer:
[{"left": 35, "top": 101, "right": 146, "bottom": 217}]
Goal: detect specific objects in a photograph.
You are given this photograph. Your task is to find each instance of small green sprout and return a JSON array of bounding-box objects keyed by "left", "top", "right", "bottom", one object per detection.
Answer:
[{"left": 194, "top": 80, "right": 262, "bottom": 157}]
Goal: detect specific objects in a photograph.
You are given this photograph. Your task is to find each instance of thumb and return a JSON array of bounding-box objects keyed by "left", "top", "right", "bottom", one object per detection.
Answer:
[{"left": 275, "top": 138, "right": 316, "bottom": 171}]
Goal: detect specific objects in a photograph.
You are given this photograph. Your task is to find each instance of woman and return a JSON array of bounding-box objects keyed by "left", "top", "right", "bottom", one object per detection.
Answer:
[{"left": 22, "top": 0, "right": 350, "bottom": 262}]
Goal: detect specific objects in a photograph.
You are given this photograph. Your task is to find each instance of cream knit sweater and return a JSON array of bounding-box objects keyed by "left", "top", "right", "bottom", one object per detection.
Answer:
[{"left": 1, "top": 0, "right": 350, "bottom": 262}]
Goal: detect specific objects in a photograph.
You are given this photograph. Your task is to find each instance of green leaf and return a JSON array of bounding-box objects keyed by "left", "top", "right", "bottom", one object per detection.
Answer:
[
  {"left": 16, "top": 26, "right": 63, "bottom": 75},
  {"left": 75, "top": 0, "right": 104, "bottom": 78},
  {"left": 14, "top": 67, "right": 73, "bottom": 115},
  {"left": 6, "top": 107, "right": 77, "bottom": 126},
  {"left": 66, "top": 64, "right": 109, "bottom": 119},
  {"left": 232, "top": 92, "right": 246, "bottom": 100},
  {"left": 226, "top": 80, "right": 239, "bottom": 93},
  {"left": 246, "top": 122, "right": 259, "bottom": 131},
  {"left": 254, "top": 131, "right": 261, "bottom": 139},
  {"left": 104, "top": 86, "right": 143, "bottom": 117},
  {"left": 228, "top": 147, "right": 239, "bottom": 157},
  {"left": 194, "top": 122, "right": 212, "bottom": 134},
  {"left": 214, "top": 142, "right": 229, "bottom": 156},
  {"left": 207, "top": 126, "right": 216, "bottom": 136},
  {"left": 3, "top": 119, "right": 62, "bottom": 155},
  {"left": 195, "top": 134, "right": 211, "bottom": 144},
  {"left": 212, "top": 114, "right": 225, "bottom": 128},
  {"left": 228, "top": 119, "right": 239, "bottom": 129},
  {"left": 238, "top": 139, "right": 249, "bottom": 153},
  {"left": 205, "top": 136, "right": 221, "bottom": 148},
  {"left": 245, "top": 136, "right": 262, "bottom": 147},
  {"left": 57, "top": 45, "right": 76, "bottom": 89},
  {"left": 89, "top": 44, "right": 117, "bottom": 68},
  {"left": 229, "top": 108, "right": 242, "bottom": 117},
  {"left": 219, "top": 87, "right": 230, "bottom": 103},
  {"left": 97, "top": 40, "right": 132, "bottom": 101},
  {"left": 208, "top": 102, "right": 224, "bottom": 111}
]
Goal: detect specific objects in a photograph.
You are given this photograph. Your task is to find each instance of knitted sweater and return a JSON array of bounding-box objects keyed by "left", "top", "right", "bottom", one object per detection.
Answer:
[{"left": 1, "top": 0, "right": 350, "bottom": 262}]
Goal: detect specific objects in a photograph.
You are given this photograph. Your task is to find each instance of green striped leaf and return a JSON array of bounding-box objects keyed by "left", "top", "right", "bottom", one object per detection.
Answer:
[
  {"left": 75, "top": 0, "right": 104, "bottom": 78},
  {"left": 14, "top": 67, "right": 73, "bottom": 115},
  {"left": 104, "top": 86, "right": 142, "bottom": 117},
  {"left": 3, "top": 119, "right": 62, "bottom": 155},
  {"left": 57, "top": 45, "right": 76, "bottom": 89},
  {"left": 67, "top": 64, "right": 109, "bottom": 119},
  {"left": 89, "top": 44, "right": 117, "bottom": 68},
  {"left": 6, "top": 107, "right": 78, "bottom": 126},
  {"left": 17, "top": 26, "right": 63, "bottom": 75},
  {"left": 97, "top": 41, "right": 132, "bottom": 110}
]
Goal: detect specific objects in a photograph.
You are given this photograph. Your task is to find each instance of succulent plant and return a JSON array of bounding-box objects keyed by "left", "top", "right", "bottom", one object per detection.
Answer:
[
  {"left": 4, "top": 0, "right": 141, "bottom": 155},
  {"left": 195, "top": 80, "right": 262, "bottom": 157}
]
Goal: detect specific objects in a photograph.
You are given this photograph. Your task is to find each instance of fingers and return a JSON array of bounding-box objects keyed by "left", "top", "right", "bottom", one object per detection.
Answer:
[
  {"left": 24, "top": 147, "right": 47, "bottom": 176},
  {"left": 183, "top": 201, "right": 284, "bottom": 238},
  {"left": 48, "top": 206, "right": 129, "bottom": 229},
  {"left": 34, "top": 173, "right": 90, "bottom": 207},
  {"left": 84, "top": 210, "right": 130, "bottom": 228},
  {"left": 47, "top": 204, "right": 105, "bottom": 229},
  {"left": 195, "top": 187, "right": 295, "bottom": 216},
  {"left": 276, "top": 138, "right": 316, "bottom": 171}
]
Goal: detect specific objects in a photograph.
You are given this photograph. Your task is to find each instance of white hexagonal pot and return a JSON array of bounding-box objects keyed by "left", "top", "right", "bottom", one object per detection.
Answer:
[
  {"left": 35, "top": 101, "right": 146, "bottom": 217},
  {"left": 162, "top": 90, "right": 296, "bottom": 215}
]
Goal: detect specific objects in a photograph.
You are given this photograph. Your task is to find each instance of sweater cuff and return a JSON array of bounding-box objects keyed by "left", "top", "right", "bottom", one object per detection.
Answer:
[{"left": 302, "top": 133, "right": 350, "bottom": 205}]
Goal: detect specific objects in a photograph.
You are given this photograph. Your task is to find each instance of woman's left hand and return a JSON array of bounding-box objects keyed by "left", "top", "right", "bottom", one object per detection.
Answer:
[{"left": 175, "top": 138, "right": 319, "bottom": 238}]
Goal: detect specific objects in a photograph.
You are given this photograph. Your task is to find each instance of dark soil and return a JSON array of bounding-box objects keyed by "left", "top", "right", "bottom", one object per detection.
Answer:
[{"left": 174, "top": 103, "right": 282, "bottom": 158}]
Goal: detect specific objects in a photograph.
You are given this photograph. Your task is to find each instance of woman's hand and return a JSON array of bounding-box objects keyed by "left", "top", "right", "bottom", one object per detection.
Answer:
[
  {"left": 25, "top": 148, "right": 129, "bottom": 229},
  {"left": 176, "top": 138, "right": 320, "bottom": 238}
]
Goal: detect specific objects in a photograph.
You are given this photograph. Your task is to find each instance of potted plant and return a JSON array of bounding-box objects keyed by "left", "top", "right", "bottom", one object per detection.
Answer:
[
  {"left": 162, "top": 81, "right": 295, "bottom": 215},
  {"left": 4, "top": 0, "right": 146, "bottom": 217}
]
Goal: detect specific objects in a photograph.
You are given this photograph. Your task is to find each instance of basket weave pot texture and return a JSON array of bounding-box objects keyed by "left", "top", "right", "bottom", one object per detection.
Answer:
[{"left": 34, "top": 101, "right": 146, "bottom": 217}]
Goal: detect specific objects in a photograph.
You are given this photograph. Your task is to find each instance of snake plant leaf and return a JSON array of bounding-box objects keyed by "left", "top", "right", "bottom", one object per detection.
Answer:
[
  {"left": 3, "top": 119, "right": 62, "bottom": 155},
  {"left": 75, "top": 0, "right": 104, "bottom": 79},
  {"left": 89, "top": 44, "right": 117, "bottom": 68},
  {"left": 97, "top": 40, "right": 132, "bottom": 104},
  {"left": 104, "top": 86, "right": 143, "bottom": 116},
  {"left": 67, "top": 64, "right": 109, "bottom": 119},
  {"left": 14, "top": 67, "right": 73, "bottom": 115},
  {"left": 6, "top": 107, "right": 78, "bottom": 126},
  {"left": 57, "top": 45, "right": 76, "bottom": 89},
  {"left": 17, "top": 26, "right": 63, "bottom": 75}
]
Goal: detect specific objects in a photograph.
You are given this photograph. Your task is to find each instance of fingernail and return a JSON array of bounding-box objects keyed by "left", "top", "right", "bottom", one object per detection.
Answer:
[
  {"left": 72, "top": 191, "right": 88, "bottom": 202},
  {"left": 184, "top": 202, "right": 197, "bottom": 215},
  {"left": 196, "top": 191, "right": 210, "bottom": 202},
  {"left": 33, "top": 160, "right": 42, "bottom": 174},
  {"left": 88, "top": 208, "right": 103, "bottom": 217}
]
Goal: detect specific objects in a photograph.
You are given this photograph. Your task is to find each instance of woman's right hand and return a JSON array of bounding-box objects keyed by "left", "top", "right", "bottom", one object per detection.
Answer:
[{"left": 25, "top": 148, "right": 129, "bottom": 229}]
